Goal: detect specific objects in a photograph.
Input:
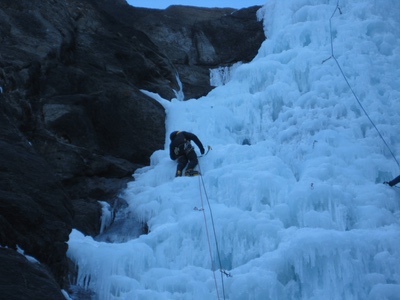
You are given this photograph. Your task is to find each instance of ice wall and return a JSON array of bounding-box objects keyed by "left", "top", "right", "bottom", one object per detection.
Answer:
[{"left": 67, "top": 0, "right": 400, "bottom": 299}]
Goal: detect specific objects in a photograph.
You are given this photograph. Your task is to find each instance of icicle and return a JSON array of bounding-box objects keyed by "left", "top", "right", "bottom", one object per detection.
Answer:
[
  {"left": 173, "top": 73, "right": 184, "bottom": 101},
  {"left": 99, "top": 201, "right": 113, "bottom": 234},
  {"left": 210, "top": 62, "right": 242, "bottom": 87}
]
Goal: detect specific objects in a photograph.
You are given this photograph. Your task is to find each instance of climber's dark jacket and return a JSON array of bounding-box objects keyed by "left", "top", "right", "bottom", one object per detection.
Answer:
[{"left": 169, "top": 131, "right": 205, "bottom": 160}]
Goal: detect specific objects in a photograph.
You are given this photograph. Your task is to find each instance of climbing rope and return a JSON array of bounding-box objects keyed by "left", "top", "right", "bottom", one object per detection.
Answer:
[
  {"left": 323, "top": 0, "right": 400, "bottom": 169},
  {"left": 196, "top": 161, "right": 228, "bottom": 300},
  {"left": 197, "top": 172, "right": 221, "bottom": 300}
]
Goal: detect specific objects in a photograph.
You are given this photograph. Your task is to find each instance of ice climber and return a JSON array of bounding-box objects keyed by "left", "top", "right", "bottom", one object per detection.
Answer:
[
  {"left": 169, "top": 131, "right": 205, "bottom": 177},
  {"left": 384, "top": 174, "right": 400, "bottom": 187}
]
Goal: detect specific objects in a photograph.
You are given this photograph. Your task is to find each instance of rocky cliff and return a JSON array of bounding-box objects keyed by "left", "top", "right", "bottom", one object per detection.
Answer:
[
  {"left": 0, "top": 0, "right": 264, "bottom": 298},
  {"left": 100, "top": 2, "right": 265, "bottom": 99}
]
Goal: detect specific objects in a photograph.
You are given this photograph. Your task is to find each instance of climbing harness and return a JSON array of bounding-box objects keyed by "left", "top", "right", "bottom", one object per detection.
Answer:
[{"left": 323, "top": 0, "right": 400, "bottom": 169}]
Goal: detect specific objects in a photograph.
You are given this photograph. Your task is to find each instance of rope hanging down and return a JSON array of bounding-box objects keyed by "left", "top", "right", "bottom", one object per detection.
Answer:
[
  {"left": 195, "top": 160, "right": 230, "bottom": 300},
  {"left": 322, "top": 1, "right": 400, "bottom": 169},
  {"left": 197, "top": 175, "right": 220, "bottom": 299}
]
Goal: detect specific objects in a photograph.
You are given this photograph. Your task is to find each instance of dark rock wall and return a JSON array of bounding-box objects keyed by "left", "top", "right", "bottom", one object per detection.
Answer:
[
  {"left": 98, "top": 2, "right": 265, "bottom": 99},
  {"left": 0, "top": 0, "right": 170, "bottom": 293},
  {"left": 0, "top": 0, "right": 265, "bottom": 296},
  {"left": 0, "top": 248, "right": 66, "bottom": 300}
]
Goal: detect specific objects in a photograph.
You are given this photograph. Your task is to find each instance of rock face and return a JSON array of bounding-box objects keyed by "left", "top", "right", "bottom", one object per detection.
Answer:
[
  {"left": 0, "top": 248, "right": 66, "bottom": 300},
  {"left": 0, "top": 0, "right": 264, "bottom": 296},
  {"left": 98, "top": 2, "right": 265, "bottom": 99},
  {"left": 0, "top": 0, "right": 170, "bottom": 292}
]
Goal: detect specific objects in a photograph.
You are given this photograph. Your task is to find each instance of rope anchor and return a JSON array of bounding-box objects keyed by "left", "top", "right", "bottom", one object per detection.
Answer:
[{"left": 220, "top": 269, "right": 232, "bottom": 277}]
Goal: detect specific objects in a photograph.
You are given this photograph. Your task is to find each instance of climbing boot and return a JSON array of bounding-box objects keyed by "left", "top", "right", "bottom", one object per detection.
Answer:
[
  {"left": 185, "top": 169, "right": 200, "bottom": 176},
  {"left": 175, "top": 170, "right": 182, "bottom": 177}
]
